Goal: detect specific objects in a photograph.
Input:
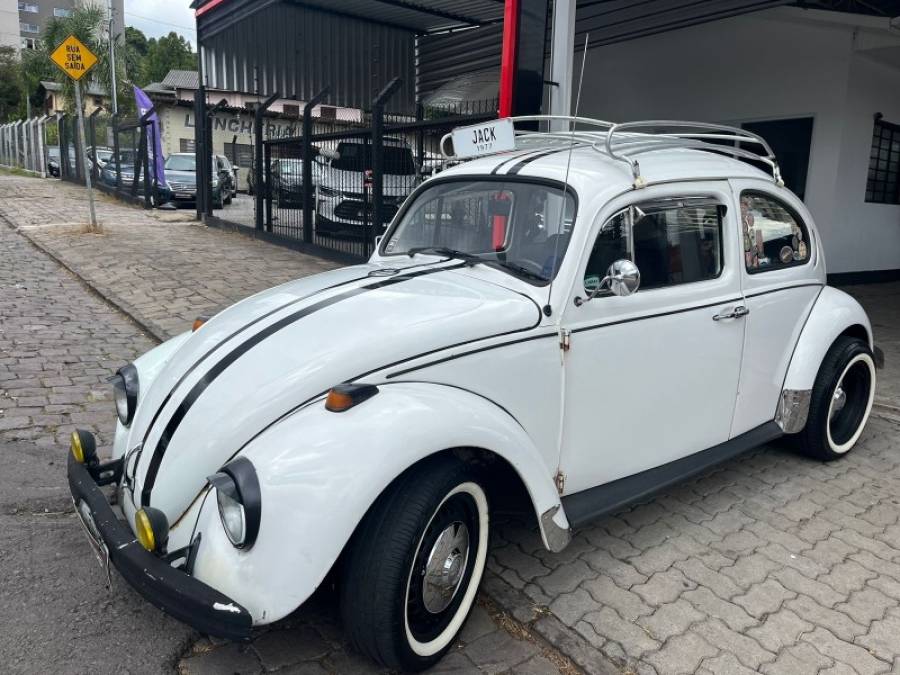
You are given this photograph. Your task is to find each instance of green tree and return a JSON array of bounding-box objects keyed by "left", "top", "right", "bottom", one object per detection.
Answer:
[
  {"left": 124, "top": 26, "right": 149, "bottom": 86},
  {"left": 0, "top": 46, "right": 24, "bottom": 122},
  {"left": 141, "top": 32, "right": 196, "bottom": 86}
]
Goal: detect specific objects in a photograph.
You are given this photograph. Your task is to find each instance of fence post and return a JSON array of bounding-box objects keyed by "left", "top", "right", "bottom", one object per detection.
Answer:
[
  {"left": 253, "top": 91, "right": 279, "bottom": 231},
  {"left": 204, "top": 98, "right": 227, "bottom": 217},
  {"left": 88, "top": 108, "right": 100, "bottom": 181},
  {"left": 13, "top": 120, "right": 21, "bottom": 168},
  {"left": 370, "top": 78, "right": 402, "bottom": 252},
  {"left": 112, "top": 113, "right": 121, "bottom": 189},
  {"left": 302, "top": 87, "right": 329, "bottom": 243},
  {"left": 193, "top": 89, "right": 206, "bottom": 218},
  {"left": 141, "top": 122, "right": 152, "bottom": 208},
  {"left": 264, "top": 141, "right": 273, "bottom": 231},
  {"left": 36, "top": 116, "right": 47, "bottom": 177}
]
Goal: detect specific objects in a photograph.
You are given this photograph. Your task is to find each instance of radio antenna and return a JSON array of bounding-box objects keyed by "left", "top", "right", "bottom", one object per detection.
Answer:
[{"left": 543, "top": 32, "right": 589, "bottom": 318}]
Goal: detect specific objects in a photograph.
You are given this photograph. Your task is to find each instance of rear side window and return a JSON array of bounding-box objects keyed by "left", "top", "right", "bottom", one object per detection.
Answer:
[
  {"left": 741, "top": 193, "right": 810, "bottom": 272},
  {"left": 585, "top": 198, "right": 724, "bottom": 293}
]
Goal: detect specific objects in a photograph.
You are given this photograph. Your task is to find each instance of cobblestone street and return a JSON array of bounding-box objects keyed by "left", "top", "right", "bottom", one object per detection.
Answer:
[{"left": 3, "top": 173, "right": 900, "bottom": 675}]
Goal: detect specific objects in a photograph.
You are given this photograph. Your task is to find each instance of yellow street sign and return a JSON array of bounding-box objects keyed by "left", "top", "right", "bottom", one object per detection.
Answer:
[{"left": 50, "top": 35, "right": 98, "bottom": 81}]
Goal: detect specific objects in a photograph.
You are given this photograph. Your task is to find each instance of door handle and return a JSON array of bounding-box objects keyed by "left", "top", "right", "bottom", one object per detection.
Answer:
[{"left": 712, "top": 305, "right": 749, "bottom": 321}]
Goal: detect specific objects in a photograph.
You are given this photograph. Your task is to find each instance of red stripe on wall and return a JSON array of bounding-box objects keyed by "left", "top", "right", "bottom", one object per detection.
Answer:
[
  {"left": 498, "top": 0, "right": 520, "bottom": 118},
  {"left": 196, "top": 0, "right": 228, "bottom": 17}
]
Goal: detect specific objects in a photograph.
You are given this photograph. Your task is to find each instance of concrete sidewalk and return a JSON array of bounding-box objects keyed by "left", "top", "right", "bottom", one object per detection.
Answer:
[{"left": 4, "top": 172, "right": 900, "bottom": 675}]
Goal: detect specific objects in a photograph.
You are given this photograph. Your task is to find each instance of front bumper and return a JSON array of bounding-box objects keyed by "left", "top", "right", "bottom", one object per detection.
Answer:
[{"left": 67, "top": 451, "right": 252, "bottom": 640}]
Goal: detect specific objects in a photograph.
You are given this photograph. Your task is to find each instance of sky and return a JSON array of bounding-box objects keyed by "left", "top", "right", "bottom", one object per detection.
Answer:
[{"left": 123, "top": 0, "right": 197, "bottom": 46}]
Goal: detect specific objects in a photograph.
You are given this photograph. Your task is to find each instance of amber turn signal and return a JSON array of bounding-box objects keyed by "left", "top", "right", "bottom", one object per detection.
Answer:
[
  {"left": 192, "top": 315, "right": 210, "bottom": 332},
  {"left": 325, "top": 383, "right": 379, "bottom": 413}
]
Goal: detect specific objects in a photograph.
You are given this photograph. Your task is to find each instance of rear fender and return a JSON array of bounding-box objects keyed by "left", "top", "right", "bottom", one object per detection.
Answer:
[
  {"left": 778, "top": 287, "right": 873, "bottom": 432},
  {"left": 189, "top": 382, "right": 569, "bottom": 625}
]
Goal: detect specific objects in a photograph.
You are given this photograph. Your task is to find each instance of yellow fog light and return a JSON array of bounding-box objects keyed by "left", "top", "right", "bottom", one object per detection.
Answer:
[
  {"left": 70, "top": 429, "right": 97, "bottom": 464},
  {"left": 135, "top": 509, "right": 156, "bottom": 551},
  {"left": 135, "top": 507, "right": 170, "bottom": 553}
]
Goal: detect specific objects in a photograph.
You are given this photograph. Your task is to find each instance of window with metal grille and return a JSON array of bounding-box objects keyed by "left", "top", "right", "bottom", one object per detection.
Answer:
[
  {"left": 318, "top": 105, "right": 337, "bottom": 120},
  {"left": 179, "top": 138, "right": 195, "bottom": 153},
  {"left": 20, "top": 22, "right": 39, "bottom": 32},
  {"left": 866, "top": 117, "right": 900, "bottom": 205},
  {"left": 282, "top": 104, "right": 299, "bottom": 117}
]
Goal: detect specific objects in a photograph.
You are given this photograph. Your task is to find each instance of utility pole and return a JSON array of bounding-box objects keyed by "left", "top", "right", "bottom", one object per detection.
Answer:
[{"left": 108, "top": 0, "right": 118, "bottom": 116}]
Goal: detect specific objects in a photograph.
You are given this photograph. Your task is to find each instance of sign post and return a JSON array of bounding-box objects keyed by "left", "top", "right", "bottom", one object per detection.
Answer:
[{"left": 50, "top": 35, "right": 100, "bottom": 233}]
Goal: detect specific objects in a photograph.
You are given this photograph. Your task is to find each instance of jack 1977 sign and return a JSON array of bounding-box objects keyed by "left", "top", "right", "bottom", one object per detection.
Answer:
[
  {"left": 451, "top": 118, "right": 516, "bottom": 159},
  {"left": 50, "top": 35, "right": 98, "bottom": 82}
]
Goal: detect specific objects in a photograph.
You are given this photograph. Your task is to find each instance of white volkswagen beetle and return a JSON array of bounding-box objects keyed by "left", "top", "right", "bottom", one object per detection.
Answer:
[{"left": 68, "top": 118, "right": 882, "bottom": 672}]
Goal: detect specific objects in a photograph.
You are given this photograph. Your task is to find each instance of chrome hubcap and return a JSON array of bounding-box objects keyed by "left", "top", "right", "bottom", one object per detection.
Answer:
[
  {"left": 421, "top": 521, "right": 469, "bottom": 614},
  {"left": 830, "top": 384, "right": 847, "bottom": 420}
]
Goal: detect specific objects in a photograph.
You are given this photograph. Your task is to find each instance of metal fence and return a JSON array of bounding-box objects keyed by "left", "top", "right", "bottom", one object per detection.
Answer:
[
  {"left": 0, "top": 116, "right": 52, "bottom": 176},
  {"left": 253, "top": 82, "right": 497, "bottom": 261}
]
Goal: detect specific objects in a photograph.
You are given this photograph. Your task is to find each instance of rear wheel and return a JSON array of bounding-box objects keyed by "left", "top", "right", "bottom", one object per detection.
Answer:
[
  {"left": 795, "top": 336, "right": 876, "bottom": 461},
  {"left": 340, "top": 456, "right": 489, "bottom": 671}
]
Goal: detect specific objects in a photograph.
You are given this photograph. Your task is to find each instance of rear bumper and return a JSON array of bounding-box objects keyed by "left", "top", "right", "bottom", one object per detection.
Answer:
[{"left": 67, "top": 452, "right": 252, "bottom": 640}]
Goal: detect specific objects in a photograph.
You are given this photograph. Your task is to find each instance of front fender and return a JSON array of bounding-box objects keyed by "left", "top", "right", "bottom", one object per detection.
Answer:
[
  {"left": 783, "top": 286, "right": 873, "bottom": 392},
  {"left": 112, "top": 331, "right": 192, "bottom": 460},
  {"left": 189, "top": 382, "right": 569, "bottom": 625}
]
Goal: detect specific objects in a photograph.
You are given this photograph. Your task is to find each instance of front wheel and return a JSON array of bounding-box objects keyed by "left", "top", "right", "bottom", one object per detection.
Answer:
[
  {"left": 340, "top": 456, "right": 489, "bottom": 671},
  {"left": 794, "top": 336, "right": 876, "bottom": 461}
]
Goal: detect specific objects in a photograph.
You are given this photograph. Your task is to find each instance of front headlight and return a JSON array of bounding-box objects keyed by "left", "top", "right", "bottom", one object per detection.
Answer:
[
  {"left": 110, "top": 364, "right": 139, "bottom": 426},
  {"left": 208, "top": 457, "right": 261, "bottom": 549}
]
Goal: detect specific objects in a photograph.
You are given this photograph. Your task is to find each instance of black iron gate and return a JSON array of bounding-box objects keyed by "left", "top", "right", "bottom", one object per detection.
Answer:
[{"left": 256, "top": 81, "right": 497, "bottom": 261}]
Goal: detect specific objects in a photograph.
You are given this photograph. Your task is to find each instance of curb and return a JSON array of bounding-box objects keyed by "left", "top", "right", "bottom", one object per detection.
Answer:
[
  {"left": 0, "top": 214, "right": 169, "bottom": 345},
  {"left": 481, "top": 570, "right": 621, "bottom": 675}
]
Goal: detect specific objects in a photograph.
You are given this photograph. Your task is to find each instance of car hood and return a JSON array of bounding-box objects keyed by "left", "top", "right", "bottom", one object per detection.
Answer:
[
  {"left": 166, "top": 169, "right": 197, "bottom": 184},
  {"left": 129, "top": 261, "right": 540, "bottom": 518}
]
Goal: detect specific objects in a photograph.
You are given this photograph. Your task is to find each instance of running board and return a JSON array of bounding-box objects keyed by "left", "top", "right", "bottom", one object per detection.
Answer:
[{"left": 561, "top": 422, "right": 783, "bottom": 529}]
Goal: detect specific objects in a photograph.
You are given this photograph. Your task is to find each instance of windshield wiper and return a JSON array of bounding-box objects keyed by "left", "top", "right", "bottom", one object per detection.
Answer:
[
  {"left": 407, "top": 246, "right": 485, "bottom": 266},
  {"left": 495, "top": 261, "right": 548, "bottom": 282}
]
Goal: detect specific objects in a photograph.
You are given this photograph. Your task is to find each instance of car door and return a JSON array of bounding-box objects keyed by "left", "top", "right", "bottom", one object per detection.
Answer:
[
  {"left": 558, "top": 183, "right": 746, "bottom": 495},
  {"left": 730, "top": 182, "right": 823, "bottom": 437}
]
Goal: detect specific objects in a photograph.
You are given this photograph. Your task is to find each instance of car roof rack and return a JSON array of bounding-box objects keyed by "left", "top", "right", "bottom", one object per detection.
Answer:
[{"left": 448, "top": 116, "right": 784, "bottom": 189}]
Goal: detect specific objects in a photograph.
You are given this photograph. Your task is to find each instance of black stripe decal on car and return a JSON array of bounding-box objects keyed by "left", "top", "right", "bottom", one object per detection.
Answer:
[
  {"left": 140, "top": 263, "right": 464, "bottom": 505},
  {"left": 506, "top": 148, "right": 569, "bottom": 175}
]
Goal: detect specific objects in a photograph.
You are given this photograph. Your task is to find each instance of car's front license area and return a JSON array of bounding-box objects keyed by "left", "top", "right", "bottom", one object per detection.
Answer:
[{"left": 67, "top": 430, "right": 253, "bottom": 640}]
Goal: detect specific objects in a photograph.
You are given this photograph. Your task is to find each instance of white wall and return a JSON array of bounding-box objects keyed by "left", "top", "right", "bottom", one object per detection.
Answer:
[
  {"left": 575, "top": 8, "right": 900, "bottom": 275},
  {"left": 0, "top": 0, "right": 19, "bottom": 52}
]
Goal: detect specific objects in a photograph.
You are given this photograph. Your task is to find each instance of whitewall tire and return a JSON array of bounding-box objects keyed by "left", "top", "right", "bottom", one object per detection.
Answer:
[
  {"left": 795, "top": 336, "right": 876, "bottom": 461},
  {"left": 340, "top": 456, "right": 490, "bottom": 672}
]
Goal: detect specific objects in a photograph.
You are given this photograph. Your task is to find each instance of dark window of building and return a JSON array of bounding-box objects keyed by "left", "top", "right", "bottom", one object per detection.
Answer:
[
  {"left": 318, "top": 105, "right": 337, "bottom": 120},
  {"left": 866, "top": 117, "right": 900, "bottom": 205},
  {"left": 282, "top": 104, "right": 299, "bottom": 117},
  {"left": 179, "top": 138, "right": 196, "bottom": 153},
  {"left": 741, "top": 117, "right": 814, "bottom": 201},
  {"left": 53, "top": 7, "right": 72, "bottom": 17},
  {"left": 225, "top": 143, "right": 253, "bottom": 168}
]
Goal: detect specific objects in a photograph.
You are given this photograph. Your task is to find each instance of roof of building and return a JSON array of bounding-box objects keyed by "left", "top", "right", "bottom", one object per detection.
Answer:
[
  {"left": 40, "top": 80, "right": 109, "bottom": 97},
  {"left": 161, "top": 70, "right": 200, "bottom": 90}
]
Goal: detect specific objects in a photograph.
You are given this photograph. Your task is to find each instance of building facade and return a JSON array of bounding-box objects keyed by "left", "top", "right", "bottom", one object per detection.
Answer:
[
  {"left": 9, "top": 0, "right": 124, "bottom": 51},
  {"left": 576, "top": 6, "right": 900, "bottom": 278}
]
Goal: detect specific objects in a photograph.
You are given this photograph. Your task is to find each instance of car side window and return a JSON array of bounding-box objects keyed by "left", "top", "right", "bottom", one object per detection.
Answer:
[
  {"left": 584, "top": 198, "right": 724, "bottom": 293},
  {"left": 741, "top": 192, "right": 810, "bottom": 272}
]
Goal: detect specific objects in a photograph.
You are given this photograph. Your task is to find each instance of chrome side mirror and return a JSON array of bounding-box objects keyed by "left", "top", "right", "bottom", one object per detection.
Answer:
[
  {"left": 606, "top": 259, "right": 641, "bottom": 297},
  {"left": 576, "top": 259, "right": 641, "bottom": 306}
]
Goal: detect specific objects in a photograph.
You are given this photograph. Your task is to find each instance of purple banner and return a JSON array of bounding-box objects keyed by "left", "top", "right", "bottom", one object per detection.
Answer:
[{"left": 133, "top": 85, "right": 166, "bottom": 187}]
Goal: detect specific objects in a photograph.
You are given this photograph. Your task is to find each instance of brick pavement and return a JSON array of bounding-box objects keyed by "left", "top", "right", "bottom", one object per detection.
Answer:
[{"left": 4, "top": 172, "right": 900, "bottom": 675}]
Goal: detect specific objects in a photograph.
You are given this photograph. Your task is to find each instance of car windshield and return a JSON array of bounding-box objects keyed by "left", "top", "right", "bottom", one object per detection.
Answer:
[
  {"left": 381, "top": 180, "right": 576, "bottom": 285},
  {"left": 165, "top": 155, "right": 196, "bottom": 171},
  {"left": 332, "top": 142, "right": 415, "bottom": 175}
]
